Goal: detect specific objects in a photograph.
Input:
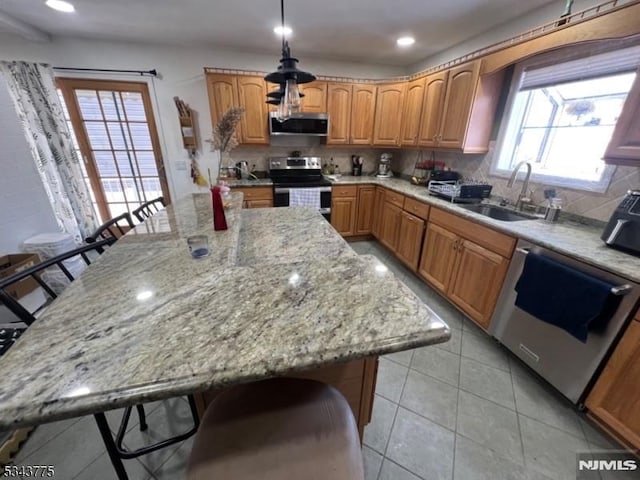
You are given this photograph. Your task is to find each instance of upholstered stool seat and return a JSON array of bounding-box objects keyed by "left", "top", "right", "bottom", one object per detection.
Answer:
[{"left": 186, "top": 378, "right": 365, "bottom": 480}]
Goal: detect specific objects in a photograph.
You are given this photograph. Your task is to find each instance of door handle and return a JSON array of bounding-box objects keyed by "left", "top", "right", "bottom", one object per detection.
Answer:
[{"left": 604, "top": 219, "right": 629, "bottom": 245}]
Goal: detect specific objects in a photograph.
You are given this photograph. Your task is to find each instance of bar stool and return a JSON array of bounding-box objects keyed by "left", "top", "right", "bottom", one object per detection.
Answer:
[
  {"left": 186, "top": 378, "right": 365, "bottom": 480},
  {"left": 132, "top": 197, "right": 166, "bottom": 223},
  {"left": 85, "top": 212, "right": 135, "bottom": 243}
]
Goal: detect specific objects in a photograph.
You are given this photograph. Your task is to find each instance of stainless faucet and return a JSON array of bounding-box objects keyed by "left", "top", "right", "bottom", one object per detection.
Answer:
[{"left": 507, "top": 161, "right": 532, "bottom": 211}]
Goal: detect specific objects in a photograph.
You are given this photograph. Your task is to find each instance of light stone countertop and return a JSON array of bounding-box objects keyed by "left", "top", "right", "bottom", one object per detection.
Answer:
[
  {"left": 0, "top": 192, "right": 449, "bottom": 429},
  {"left": 228, "top": 176, "right": 640, "bottom": 282}
]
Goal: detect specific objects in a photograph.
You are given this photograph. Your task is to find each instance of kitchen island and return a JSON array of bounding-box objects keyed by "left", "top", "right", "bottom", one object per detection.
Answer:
[{"left": 0, "top": 192, "right": 449, "bottom": 437}]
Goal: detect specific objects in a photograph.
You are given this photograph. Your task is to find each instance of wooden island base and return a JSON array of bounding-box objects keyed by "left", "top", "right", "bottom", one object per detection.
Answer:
[{"left": 194, "top": 356, "right": 379, "bottom": 440}]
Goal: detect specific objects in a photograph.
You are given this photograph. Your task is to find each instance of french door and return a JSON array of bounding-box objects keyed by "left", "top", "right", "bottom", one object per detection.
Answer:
[{"left": 57, "top": 79, "right": 170, "bottom": 223}]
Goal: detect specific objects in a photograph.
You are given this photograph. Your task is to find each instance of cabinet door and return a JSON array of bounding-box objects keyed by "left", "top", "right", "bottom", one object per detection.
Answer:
[
  {"left": 206, "top": 73, "right": 239, "bottom": 134},
  {"left": 327, "top": 83, "right": 352, "bottom": 145},
  {"left": 351, "top": 84, "right": 377, "bottom": 145},
  {"left": 418, "top": 222, "right": 458, "bottom": 295},
  {"left": 586, "top": 318, "right": 640, "bottom": 449},
  {"left": 236, "top": 76, "right": 269, "bottom": 145},
  {"left": 371, "top": 187, "right": 385, "bottom": 239},
  {"left": 438, "top": 61, "right": 480, "bottom": 149},
  {"left": 400, "top": 78, "right": 425, "bottom": 146},
  {"left": 418, "top": 71, "right": 448, "bottom": 147},
  {"left": 373, "top": 83, "right": 406, "bottom": 146},
  {"left": 355, "top": 186, "right": 376, "bottom": 235},
  {"left": 331, "top": 197, "right": 357, "bottom": 236},
  {"left": 395, "top": 211, "right": 426, "bottom": 271},
  {"left": 604, "top": 67, "right": 640, "bottom": 165},
  {"left": 380, "top": 202, "right": 402, "bottom": 252},
  {"left": 300, "top": 81, "right": 328, "bottom": 112},
  {"left": 448, "top": 239, "right": 509, "bottom": 329}
]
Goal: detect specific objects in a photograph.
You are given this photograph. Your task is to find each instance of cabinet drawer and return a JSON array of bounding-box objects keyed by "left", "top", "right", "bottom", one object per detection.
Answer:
[
  {"left": 403, "top": 197, "right": 430, "bottom": 221},
  {"left": 333, "top": 185, "right": 357, "bottom": 198},
  {"left": 429, "top": 207, "right": 516, "bottom": 258},
  {"left": 384, "top": 189, "right": 405, "bottom": 208},
  {"left": 231, "top": 186, "right": 273, "bottom": 201}
]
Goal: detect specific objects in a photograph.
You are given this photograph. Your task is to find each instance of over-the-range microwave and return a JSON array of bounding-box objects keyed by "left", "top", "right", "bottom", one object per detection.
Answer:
[{"left": 269, "top": 112, "right": 329, "bottom": 136}]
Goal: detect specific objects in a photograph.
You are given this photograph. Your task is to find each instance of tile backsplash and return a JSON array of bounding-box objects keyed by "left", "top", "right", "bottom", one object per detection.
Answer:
[
  {"left": 232, "top": 145, "right": 393, "bottom": 176},
  {"left": 395, "top": 149, "right": 639, "bottom": 222}
]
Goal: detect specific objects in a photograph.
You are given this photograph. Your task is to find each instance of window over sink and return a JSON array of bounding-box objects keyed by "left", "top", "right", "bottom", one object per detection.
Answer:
[{"left": 492, "top": 45, "right": 640, "bottom": 192}]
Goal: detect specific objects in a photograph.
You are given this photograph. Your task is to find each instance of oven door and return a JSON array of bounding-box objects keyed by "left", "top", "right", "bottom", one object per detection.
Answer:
[{"left": 273, "top": 186, "right": 332, "bottom": 222}]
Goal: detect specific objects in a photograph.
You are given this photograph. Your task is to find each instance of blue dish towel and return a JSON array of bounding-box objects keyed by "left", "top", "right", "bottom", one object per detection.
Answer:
[{"left": 514, "top": 253, "right": 621, "bottom": 343}]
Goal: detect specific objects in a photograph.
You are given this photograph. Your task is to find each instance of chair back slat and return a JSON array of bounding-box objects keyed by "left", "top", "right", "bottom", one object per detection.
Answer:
[
  {"left": 132, "top": 197, "right": 166, "bottom": 223},
  {"left": 0, "top": 239, "right": 115, "bottom": 326},
  {"left": 86, "top": 213, "right": 134, "bottom": 243}
]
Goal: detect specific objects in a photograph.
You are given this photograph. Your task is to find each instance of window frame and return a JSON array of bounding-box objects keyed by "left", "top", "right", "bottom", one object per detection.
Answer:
[{"left": 491, "top": 54, "right": 626, "bottom": 194}]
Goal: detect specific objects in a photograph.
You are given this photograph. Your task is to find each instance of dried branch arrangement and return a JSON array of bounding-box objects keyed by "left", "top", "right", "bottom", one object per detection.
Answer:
[{"left": 208, "top": 107, "right": 244, "bottom": 153}]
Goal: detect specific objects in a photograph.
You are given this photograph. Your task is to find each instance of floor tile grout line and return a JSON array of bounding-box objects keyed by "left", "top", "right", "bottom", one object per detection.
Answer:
[
  {"left": 451, "top": 326, "right": 466, "bottom": 480},
  {"left": 511, "top": 363, "right": 528, "bottom": 471},
  {"left": 18, "top": 417, "right": 83, "bottom": 464},
  {"left": 383, "top": 457, "right": 430, "bottom": 480},
  {"left": 377, "top": 359, "right": 412, "bottom": 480}
]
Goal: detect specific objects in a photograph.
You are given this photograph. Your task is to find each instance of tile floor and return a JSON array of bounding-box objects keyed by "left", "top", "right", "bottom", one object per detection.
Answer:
[{"left": 9, "top": 240, "right": 627, "bottom": 480}]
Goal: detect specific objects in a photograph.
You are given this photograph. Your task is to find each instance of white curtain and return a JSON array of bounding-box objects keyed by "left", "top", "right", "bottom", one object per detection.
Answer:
[{"left": 0, "top": 61, "right": 97, "bottom": 243}]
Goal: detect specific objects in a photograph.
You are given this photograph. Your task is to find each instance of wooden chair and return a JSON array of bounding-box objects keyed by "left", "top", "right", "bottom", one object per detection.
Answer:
[
  {"left": 0, "top": 239, "right": 199, "bottom": 480},
  {"left": 85, "top": 213, "right": 134, "bottom": 243},
  {"left": 132, "top": 197, "right": 166, "bottom": 223},
  {"left": 186, "top": 378, "right": 364, "bottom": 480}
]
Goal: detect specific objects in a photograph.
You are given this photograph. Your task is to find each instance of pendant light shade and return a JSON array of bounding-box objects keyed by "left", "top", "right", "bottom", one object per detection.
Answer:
[{"left": 265, "top": 0, "right": 316, "bottom": 120}]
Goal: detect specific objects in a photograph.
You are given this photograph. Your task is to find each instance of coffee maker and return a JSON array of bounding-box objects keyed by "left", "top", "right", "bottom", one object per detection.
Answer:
[{"left": 376, "top": 153, "right": 393, "bottom": 178}]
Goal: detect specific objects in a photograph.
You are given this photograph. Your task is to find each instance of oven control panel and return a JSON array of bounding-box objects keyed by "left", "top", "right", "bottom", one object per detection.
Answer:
[{"left": 269, "top": 157, "right": 321, "bottom": 170}]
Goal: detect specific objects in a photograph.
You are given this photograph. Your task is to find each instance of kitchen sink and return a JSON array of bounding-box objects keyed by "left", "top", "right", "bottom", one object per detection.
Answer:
[{"left": 460, "top": 204, "right": 538, "bottom": 222}]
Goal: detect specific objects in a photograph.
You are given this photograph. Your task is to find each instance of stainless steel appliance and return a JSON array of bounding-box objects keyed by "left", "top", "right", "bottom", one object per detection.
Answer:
[
  {"left": 490, "top": 240, "right": 640, "bottom": 405},
  {"left": 376, "top": 153, "right": 393, "bottom": 178},
  {"left": 269, "top": 156, "right": 332, "bottom": 221},
  {"left": 269, "top": 112, "right": 329, "bottom": 136},
  {"left": 601, "top": 190, "right": 640, "bottom": 256}
]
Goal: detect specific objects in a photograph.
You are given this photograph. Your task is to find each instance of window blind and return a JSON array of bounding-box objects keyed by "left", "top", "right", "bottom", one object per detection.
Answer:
[{"left": 521, "top": 45, "right": 640, "bottom": 90}]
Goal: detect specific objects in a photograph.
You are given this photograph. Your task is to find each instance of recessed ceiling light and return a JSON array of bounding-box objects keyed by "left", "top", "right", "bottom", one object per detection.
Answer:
[
  {"left": 274, "top": 26, "right": 292, "bottom": 36},
  {"left": 397, "top": 36, "right": 415, "bottom": 47},
  {"left": 46, "top": 0, "right": 75, "bottom": 12}
]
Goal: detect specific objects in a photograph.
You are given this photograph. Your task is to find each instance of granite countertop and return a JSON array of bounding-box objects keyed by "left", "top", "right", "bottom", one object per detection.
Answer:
[{"left": 0, "top": 193, "right": 449, "bottom": 429}]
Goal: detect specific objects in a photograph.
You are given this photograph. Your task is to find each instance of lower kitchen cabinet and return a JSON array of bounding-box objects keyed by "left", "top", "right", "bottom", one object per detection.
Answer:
[
  {"left": 418, "top": 222, "right": 459, "bottom": 294},
  {"left": 380, "top": 201, "right": 403, "bottom": 252},
  {"left": 331, "top": 197, "right": 358, "bottom": 236},
  {"left": 447, "top": 240, "right": 509, "bottom": 329},
  {"left": 230, "top": 187, "right": 273, "bottom": 208},
  {"left": 395, "top": 210, "right": 426, "bottom": 271},
  {"left": 371, "top": 187, "right": 385, "bottom": 239},
  {"left": 586, "top": 315, "right": 640, "bottom": 450},
  {"left": 355, "top": 186, "right": 376, "bottom": 235},
  {"left": 418, "top": 214, "right": 512, "bottom": 330}
]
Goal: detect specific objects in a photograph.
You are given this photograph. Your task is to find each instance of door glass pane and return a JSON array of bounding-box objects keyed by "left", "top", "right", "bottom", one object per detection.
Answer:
[
  {"left": 107, "top": 122, "right": 131, "bottom": 149},
  {"left": 121, "top": 178, "right": 141, "bottom": 203},
  {"left": 94, "top": 151, "right": 118, "bottom": 177},
  {"left": 109, "top": 203, "right": 129, "bottom": 218},
  {"left": 114, "top": 151, "right": 135, "bottom": 177},
  {"left": 122, "top": 92, "right": 146, "bottom": 121},
  {"left": 129, "top": 123, "right": 152, "bottom": 149},
  {"left": 85, "top": 122, "right": 111, "bottom": 149},
  {"left": 76, "top": 90, "right": 103, "bottom": 120},
  {"left": 101, "top": 179, "right": 126, "bottom": 203},
  {"left": 141, "top": 178, "right": 162, "bottom": 199},
  {"left": 99, "top": 91, "right": 125, "bottom": 121},
  {"left": 135, "top": 151, "right": 159, "bottom": 176}
]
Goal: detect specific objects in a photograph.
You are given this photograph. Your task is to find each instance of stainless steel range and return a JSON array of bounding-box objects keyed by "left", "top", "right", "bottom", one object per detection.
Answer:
[{"left": 269, "top": 157, "right": 332, "bottom": 221}]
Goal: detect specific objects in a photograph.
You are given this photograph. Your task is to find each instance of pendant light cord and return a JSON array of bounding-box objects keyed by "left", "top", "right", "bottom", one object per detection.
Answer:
[{"left": 280, "top": 0, "right": 286, "bottom": 52}]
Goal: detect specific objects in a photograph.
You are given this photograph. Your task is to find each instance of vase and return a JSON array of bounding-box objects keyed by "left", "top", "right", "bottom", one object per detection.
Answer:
[{"left": 218, "top": 151, "right": 234, "bottom": 182}]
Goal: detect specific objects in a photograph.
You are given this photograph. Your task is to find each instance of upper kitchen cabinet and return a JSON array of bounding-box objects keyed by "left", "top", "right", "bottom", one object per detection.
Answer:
[
  {"left": 299, "top": 81, "right": 328, "bottom": 112},
  {"left": 373, "top": 82, "right": 406, "bottom": 146},
  {"left": 419, "top": 61, "right": 504, "bottom": 153},
  {"left": 604, "top": 66, "right": 640, "bottom": 166},
  {"left": 206, "top": 73, "right": 238, "bottom": 130},
  {"left": 326, "top": 83, "right": 352, "bottom": 145},
  {"left": 235, "top": 76, "right": 270, "bottom": 145},
  {"left": 351, "top": 84, "right": 377, "bottom": 145},
  {"left": 400, "top": 78, "right": 426, "bottom": 146},
  {"left": 205, "top": 73, "right": 269, "bottom": 145},
  {"left": 418, "top": 71, "right": 448, "bottom": 148}
]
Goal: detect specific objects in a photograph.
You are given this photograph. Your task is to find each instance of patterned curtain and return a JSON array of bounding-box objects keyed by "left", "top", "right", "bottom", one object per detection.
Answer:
[{"left": 0, "top": 61, "right": 97, "bottom": 243}]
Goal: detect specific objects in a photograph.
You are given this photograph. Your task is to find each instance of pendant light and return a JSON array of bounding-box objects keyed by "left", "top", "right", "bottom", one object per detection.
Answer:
[{"left": 265, "top": 0, "right": 316, "bottom": 122}]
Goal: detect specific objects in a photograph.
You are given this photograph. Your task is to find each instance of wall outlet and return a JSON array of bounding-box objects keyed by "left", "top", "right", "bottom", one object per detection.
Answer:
[{"left": 174, "top": 160, "right": 187, "bottom": 171}]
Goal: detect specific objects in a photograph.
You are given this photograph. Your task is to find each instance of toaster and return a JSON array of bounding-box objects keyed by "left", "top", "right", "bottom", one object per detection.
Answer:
[{"left": 601, "top": 190, "right": 640, "bottom": 256}]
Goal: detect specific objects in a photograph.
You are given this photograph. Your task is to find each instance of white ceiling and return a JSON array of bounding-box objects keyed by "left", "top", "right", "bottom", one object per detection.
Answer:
[{"left": 0, "top": 0, "right": 559, "bottom": 66}]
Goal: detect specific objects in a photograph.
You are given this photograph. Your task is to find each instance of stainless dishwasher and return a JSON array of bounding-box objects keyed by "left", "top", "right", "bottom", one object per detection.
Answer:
[{"left": 490, "top": 239, "right": 640, "bottom": 406}]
